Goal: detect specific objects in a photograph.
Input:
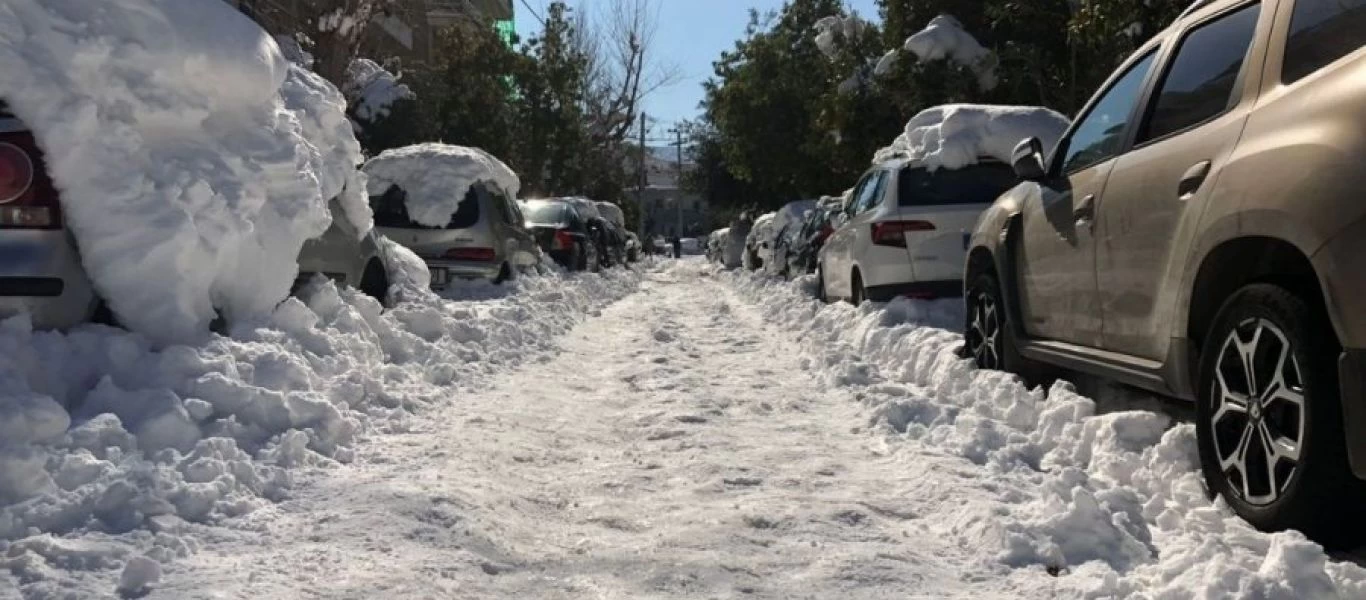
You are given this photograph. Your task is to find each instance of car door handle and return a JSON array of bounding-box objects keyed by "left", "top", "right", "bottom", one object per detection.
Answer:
[
  {"left": 1073, "top": 194, "right": 1096, "bottom": 227},
  {"left": 1178, "top": 160, "right": 1212, "bottom": 200}
]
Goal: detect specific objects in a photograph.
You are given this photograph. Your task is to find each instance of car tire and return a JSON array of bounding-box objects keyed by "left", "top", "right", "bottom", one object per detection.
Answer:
[
  {"left": 494, "top": 262, "right": 514, "bottom": 285},
  {"left": 964, "top": 271, "right": 1010, "bottom": 372},
  {"left": 816, "top": 264, "right": 828, "bottom": 303},
  {"left": 1196, "top": 283, "right": 1365, "bottom": 547},
  {"left": 850, "top": 270, "right": 866, "bottom": 306},
  {"left": 360, "top": 260, "right": 389, "bottom": 305}
]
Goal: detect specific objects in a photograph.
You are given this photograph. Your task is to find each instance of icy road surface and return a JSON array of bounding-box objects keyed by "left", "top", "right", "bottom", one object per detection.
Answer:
[{"left": 145, "top": 260, "right": 1366, "bottom": 599}]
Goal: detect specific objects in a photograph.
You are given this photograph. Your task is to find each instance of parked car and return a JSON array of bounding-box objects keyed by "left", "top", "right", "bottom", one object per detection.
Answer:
[
  {"left": 765, "top": 200, "right": 818, "bottom": 277},
  {"left": 742, "top": 212, "right": 776, "bottom": 270},
  {"left": 707, "top": 228, "right": 730, "bottom": 263},
  {"left": 819, "top": 158, "right": 1016, "bottom": 303},
  {"left": 370, "top": 181, "right": 539, "bottom": 288},
  {"left": 522, "top": 198, "right": 599, "bottom": 272},
  {"left": 680, "top": 237, "right": 702, "bottom": 256},
  {"left": 783, "top": 201, "right": 841, "bottom": 278},
  {"left": 565, "top": 197, "right": 624, "bottom": 268},
  {"left": 0, "top": 103, "right": 98, "bottom": 329},
  {"left": 295, "top": 196, "right": 392, "bottom": 302},
  {"left": 964, "top": 0, "right": 1366, "bottom": 545}
]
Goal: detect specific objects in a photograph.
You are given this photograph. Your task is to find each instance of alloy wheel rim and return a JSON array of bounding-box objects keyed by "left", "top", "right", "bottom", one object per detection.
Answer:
[
  {"left": 969, "top": 290, "right": 1001, "bottom": 369},
  {"left": 1210, "top": 318, "right": 1306, "bottom": 506}
]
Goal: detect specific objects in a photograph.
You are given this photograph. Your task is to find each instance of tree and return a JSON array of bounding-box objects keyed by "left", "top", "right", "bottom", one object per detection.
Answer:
[{"left": 294, "top": 0, "right": 401, "bottom": 88}]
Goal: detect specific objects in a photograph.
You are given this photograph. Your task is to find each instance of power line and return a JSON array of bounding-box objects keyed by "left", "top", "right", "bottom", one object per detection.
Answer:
[{"left": 517, "top": 0, "right": 545, "bottom": 27}]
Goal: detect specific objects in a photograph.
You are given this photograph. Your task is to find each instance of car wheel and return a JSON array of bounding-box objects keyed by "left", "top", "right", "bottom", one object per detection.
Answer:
[
  {"left": 360, "top": 260, "right": 389, "bottom": 305},
  {"left": 1196, "top": 283, "right": 1364, "bottom": 546},
  {"left": 816, "top": 264, "right": 828, "bottom": 303},
  {"left": 494, "top": 262, "right": 514, "bottom": 285},
  {"left": 964, "top": 272, "right": 1006, "bottom": 371},
  {"left": 850, "top": 270, "right": 866, "bottom": 306}
]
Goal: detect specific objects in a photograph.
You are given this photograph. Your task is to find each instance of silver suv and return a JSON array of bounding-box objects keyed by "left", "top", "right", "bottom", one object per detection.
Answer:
[
  {"left": 964, "top": 0, "right": 1366, "bottom": 544},
  {"left": 372, "top": 182, "right": 540, "bottom": 288}
]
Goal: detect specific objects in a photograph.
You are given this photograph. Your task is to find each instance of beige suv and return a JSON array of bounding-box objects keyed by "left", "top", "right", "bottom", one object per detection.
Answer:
[{"left": 964, "top": 0, "right": 1366, "bottom": 544}]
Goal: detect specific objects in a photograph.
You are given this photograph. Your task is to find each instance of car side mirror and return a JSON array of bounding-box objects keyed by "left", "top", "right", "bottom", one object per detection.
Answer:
[{"left": 1012, "top": 137, "right": 1047, "bottom": 181}]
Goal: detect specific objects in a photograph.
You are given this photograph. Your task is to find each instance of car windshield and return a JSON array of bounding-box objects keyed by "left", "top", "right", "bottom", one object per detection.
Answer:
[
  {"left": 897, "top": 162, "right": 1018, "bottom": 207},
  {"left": 524, "top": 201, "right": 569, "bottom": 225},
  {"left": 371, "top": 186, "right": 481, "bottom": 229}
]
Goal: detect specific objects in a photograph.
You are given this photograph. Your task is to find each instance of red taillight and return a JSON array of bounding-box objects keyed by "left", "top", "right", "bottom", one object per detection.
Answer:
[
  {"left": 871, "top": 220, "right": 935, "bottom": 247},
  {"left": 0, "top": 131, "right": 61, "bottom": 229},
  {"left": 815, "top": 223, "right": 834, "bottom": 243},
  {"left": 553, "top": 230, "right": 575, "bottom": 250},
  {"left": 444, "top": 247, "right": 497, "bottom": 261},
  {"left": 0, "top": 142, "right": 33, "bottom": 204}
]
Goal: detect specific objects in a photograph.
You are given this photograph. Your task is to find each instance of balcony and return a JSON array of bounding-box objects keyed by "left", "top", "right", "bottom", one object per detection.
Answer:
[{"left": 427, "top": 0, "right": 514, "bottom": 28}]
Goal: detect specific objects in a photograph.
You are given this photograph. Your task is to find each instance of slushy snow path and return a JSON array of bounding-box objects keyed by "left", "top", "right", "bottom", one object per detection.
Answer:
[
  {"left": 148, "top": 262, "right": 999, "bottom": 598},
  {"left": 141, "top": 260, "right": 1366, "bottom": 598}
]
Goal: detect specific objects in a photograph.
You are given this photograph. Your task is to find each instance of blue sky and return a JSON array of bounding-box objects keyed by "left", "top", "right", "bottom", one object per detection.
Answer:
[{"left": 514, "top": 0, "right": 880, "bottom": 136}]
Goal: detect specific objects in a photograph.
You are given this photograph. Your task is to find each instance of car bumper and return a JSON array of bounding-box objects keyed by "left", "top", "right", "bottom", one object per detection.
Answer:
[
  {"left": 864, "top": 280, "right": 964, "bottom": 302},
  {"left": 1338, "top": 349, "right": 1366, "bottom": 479},
  {"left": 424, "top": 259, "right": 501, "bottom": 287},
  {"left": 0, "top": 229, "right": 96, "bottom": 328}
]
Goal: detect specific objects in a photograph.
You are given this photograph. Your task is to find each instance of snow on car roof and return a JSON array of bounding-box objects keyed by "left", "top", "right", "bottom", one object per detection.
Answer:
[
  {"left": 364, "top": 143, "right": 520, "bottom": 228},
  {"left": 872, "top": 104, "right": 1070, "bottom": 172}
]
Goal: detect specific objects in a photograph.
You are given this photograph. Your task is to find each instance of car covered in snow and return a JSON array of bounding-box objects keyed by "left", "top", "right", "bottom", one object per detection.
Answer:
[
  {"left": 764, "top": 200, "right": 818, "bottom": 277},
  {"left": 742, "top": 212, "right": 777, "bottom": 270},
  {"left": 783, "top": 199, "right": 842, "bottom": 278},
  {"left": 564, "top": 197, "right": 626, "bottom": 268},
  {"left": 365, "top": 144, "right": 540, "bottom": 288},
  {"left": 679, "top": 237, "right": 702, "bottom": 256},
  {"left": 595, "top": 200, "right": 634, "bottom": 265},
  {"left": 962, "top": 0, "right": 1366, "bottom": 545},
  {"left": 707, "top": 228, "right": 730, "bottom": 263},
  {"left": 295, "top": 197, "right": 394, "bottom": 302},
  {"left": 523, "top": 198, "right": 602, "bottom": 272},
  {"left": 0, "top": 103, "right": 99, "bottom": 329}
]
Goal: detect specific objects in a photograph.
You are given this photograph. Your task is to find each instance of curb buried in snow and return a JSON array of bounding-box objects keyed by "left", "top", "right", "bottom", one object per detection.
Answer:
[
  {"left": 713, "top": 261, "right": 1366, "bottom": 597},
  {"left": 0, "top": 265, "right": 645, "bottom": 597}
]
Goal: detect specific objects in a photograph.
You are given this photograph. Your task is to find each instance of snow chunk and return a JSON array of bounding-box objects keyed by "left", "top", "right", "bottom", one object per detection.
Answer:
[
  {"left": 346, "top": 58, "right": 415, "bottom": 123},
  {"left": 814, "top": 14, "right": 867, "bottom": 59},
  {"left": 363, "top": 144, "right": 521, "bottom": 228},
  {"left": 0, "top": 0, "right": 369, "bottom": 344},
  {"left": 117, "top": 555, "right": 161, "bottom": 596},
  {"left": 872, "top": 104, "right": 1071, "bottom": 171},
  {"left": 903, "top": 15, "right": 998, "bottom": 90},
  {"left": 874, "top": 49, "right": 900, "bottom": 77}
]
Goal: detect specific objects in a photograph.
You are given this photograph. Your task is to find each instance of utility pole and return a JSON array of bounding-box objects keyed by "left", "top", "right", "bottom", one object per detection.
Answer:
[
  {"left": 637, "top": 112, "right": 647, "bottom": 238},
  {"left": 667, "top": 125, "right": 684, "bottom": 237}
]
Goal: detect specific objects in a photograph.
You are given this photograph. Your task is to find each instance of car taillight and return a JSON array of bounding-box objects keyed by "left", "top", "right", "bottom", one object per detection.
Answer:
[
  {"left": 815, "top": 223, "right": 834, "bottom": 243},
  {"left": 444, "top": 247, "right": 496, "bottom": 261},
  {"left": 0, "top": 132, "right": 60, "bottom": 229},
  {"left": 871, "top": 220, "right": 934, "bottom": 247},
  {"left": 553, "top": 230, "right": 575, "bottom": 250}
]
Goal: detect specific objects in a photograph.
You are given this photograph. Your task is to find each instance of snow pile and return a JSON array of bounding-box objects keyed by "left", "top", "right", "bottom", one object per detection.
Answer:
[
  {"left": 364, "top": 144, "right": 521, "bottom": 228},
  {"left": 345, "top": 58, "right": 415, "bottom": 123},
  {"left": 813, "top": 14, "right": 867, "bottom": 60},
  {"left": 0, "top": 267, "right": 643, "bottom": 596},
  {"left": 719, "top": 266, "right": 1366, "bottom": 597},
  {"left": 0, "top": 0, "right": 370, "bottom": 345},
  {"left": 873, "top": 104, "right": 1071, "bottom": 170},
  {"left": 903, "top": 15, "right": 997, "bottom": 90}
]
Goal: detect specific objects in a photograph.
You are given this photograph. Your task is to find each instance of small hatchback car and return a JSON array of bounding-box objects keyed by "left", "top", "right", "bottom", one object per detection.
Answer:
[{"left": 964, "top": 0, "right": 1366, "bottom": 544}]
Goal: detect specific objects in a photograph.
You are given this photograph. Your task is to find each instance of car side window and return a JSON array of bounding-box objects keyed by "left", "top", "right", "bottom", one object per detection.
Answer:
[
  {"left": 1059, "top": 51, "right": 1157, "bottom": 174},
  {"left": 1139, "top": 3, "right": 1260, "bottom": 143},
  {"left": 854, "top": 171, "right": 886, "bottom": 214},
  {"left": 1283, "top": 0, "right": 1366, "bottom": 83}
]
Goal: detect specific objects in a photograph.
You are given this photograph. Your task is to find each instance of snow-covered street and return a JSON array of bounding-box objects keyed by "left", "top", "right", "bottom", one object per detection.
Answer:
[{"left": 95, "top": 260, "right": 1360, "bottom": 599}]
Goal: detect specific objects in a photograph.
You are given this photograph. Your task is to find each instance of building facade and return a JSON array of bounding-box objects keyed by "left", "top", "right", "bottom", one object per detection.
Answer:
[{"left": 639, "top": 147, "right": 706, "bottom": 238}]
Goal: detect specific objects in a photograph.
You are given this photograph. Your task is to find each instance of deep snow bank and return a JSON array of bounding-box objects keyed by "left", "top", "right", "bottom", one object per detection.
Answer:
[
  {"left": 873, "top": 104, "right": 1070, "bottom": 170},
  {"left": 0, "top": 267, "right": 642, "bottom": 597},
  {"left": 0, "top": 0, "right": 369, "bottom": 345},
  {"left": 717, "top": 264, "right": 1366, "bottom": 598},
  {"left": 363, "top": 144, "right": 521, "bottom": 228}
]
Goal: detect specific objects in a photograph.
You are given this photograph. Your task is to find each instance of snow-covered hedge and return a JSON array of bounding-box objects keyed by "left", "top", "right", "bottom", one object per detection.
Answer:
[
  {"left": 0, "top": 0, "right": 370, "bottom": 345},
  {"left": 873, "top": 104, "right": 1070, "bottom": 171},
  {"left": 363, "top": 144, "right": 521, "bottom": 228},
  {"left": 720, "top": 265, "right": 1366, "bottom": 597},
  {"left": 0, "top": 267, "right": 642, "bottom": 596}
]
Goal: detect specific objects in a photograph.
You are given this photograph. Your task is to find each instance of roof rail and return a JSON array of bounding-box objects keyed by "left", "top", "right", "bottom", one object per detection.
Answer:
[{"left": 1178, "top": 0, "right": 1215, "bottom": 19}]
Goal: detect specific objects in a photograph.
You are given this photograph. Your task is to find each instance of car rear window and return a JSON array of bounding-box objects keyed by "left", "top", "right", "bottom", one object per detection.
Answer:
[
  {"left": 524, "top": 202, "right": 568, "bottom": 224},
  {"left": 371, "top": 186, "right": 481, "bottom": 229},
  {"left": 897, "top": 163, "right": 1017, "bottom": 206}
]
